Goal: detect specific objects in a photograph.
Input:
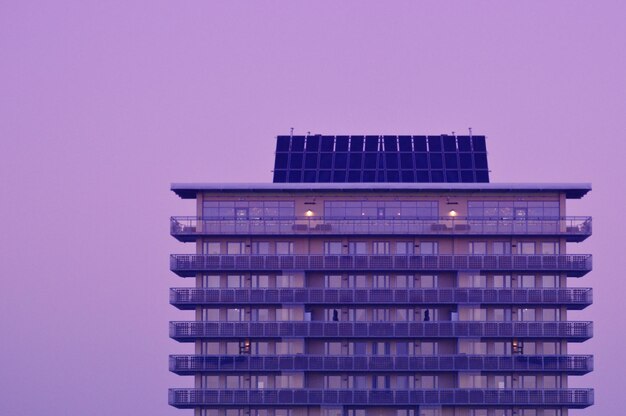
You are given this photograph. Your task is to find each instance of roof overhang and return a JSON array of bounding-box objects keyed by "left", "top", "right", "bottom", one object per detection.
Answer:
[{"left": 171, "top": 183, "right": 591, "bottom": 199}]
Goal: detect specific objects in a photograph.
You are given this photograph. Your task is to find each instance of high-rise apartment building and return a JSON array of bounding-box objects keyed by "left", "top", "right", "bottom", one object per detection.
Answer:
[{"left": 169, "top": 135, "right": 593, "bottom": 416}]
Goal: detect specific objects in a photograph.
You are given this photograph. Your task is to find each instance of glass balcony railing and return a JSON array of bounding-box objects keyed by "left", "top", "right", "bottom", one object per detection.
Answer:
[
  {"left": 169, "top": 321, "right": 593, "bottom": 342},
  {"left": 170, "top": 287, "right": 592, "bottom": 310},
  {"left": 168, "top": 388, "right": 593, "bottom": 408},
  {"left": 171, "top": 216, "right": 592, "bottom": 242},
  {"left": 170, "top": 254, "right": 592, "bottom": 277},
  {"left": 169, "top": 354, "right": 593, "bottom": 375}
]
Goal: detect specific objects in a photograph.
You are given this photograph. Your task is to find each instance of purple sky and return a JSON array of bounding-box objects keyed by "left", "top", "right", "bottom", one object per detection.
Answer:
[{"left": 1, "top": 2, "right": 624, "bottom": 415}]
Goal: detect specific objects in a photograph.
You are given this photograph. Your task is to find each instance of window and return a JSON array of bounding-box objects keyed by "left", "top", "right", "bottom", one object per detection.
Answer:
[
  {"left": 373, "top": 275, "right": 389, "bottom": 288},
  {"left": 519, "top": 242, "right": 535, "bottom": 255},
  {"left": 349, "top": 275, "right": 368, "bottom": 288},
  {"left": 251, "top": 242, "right": 270, "bottom": 254},
  {"left": 324, "top": 241, "right": 342, "bottom": 255},
  {"left": 458, "top": 274, "right": 486, "bottom": 288},
  {"left": 203, "top": 242, "right": 221, "bottom": 254},
  {"left": 349, "top": 241, "right": 367, "bottom": 254},
  {"left": 541, "top": 241, "right": 560, "bottom": 254},
  {"left": 227, "top": 242, "right": 244, "bottom": 254},
  {"left": 227, "top": 275, "right": 244, "bottom": 288},
  {"left": 395, "top": 275, "right": 413, "bottom": 288},
  {"left": 419, "top": 275, "right": 437, "bottom": 288},
  {"left": 493, "top": 275, "right": 512, "bottom": 288},
  {"left": 396, "top": 241, "right": 414, "bottom": 255},
  {"left": 518, "top": 307, "right": 536, "bottom": 321},
  {"left": 325, "top": 200, "right": 438, "bottom": 219},
  {"left": 420, "top": 242, "right": 439, "bottom": 255},
  {"left": 520, "top": 275, "right": 535, "bottom": 288},
  {"left": 468, "top": 242, "right": 487, "bottom": 255},
  {"left": 459, "top": 374, "right": 487, "bottom": 388},
  {"left": 202, "top": 275, "right": 220, "bottom": 288},
  {"left": 202, "top": 200, "right": 295, "bottom": 219},
  {"left": 251, "top": 274, "right": 269, "bottom": 288},
  {"left": 542, "top": 275, "right": 558, "bottom": 288},
  {"left": 373, "top": 241, "right": 390, "bottom": 254},
  {"left": 325, "top": 275, "right": 342, "bottom": 288},
  {"left": 468, "top": 200, "right": 559, "bottom": 219},
  {"left": 492, "top": 241, "right": 511, "bottom": 255},
  {"left": 276, "top": 241, "right": 294, "bottom": 255}
]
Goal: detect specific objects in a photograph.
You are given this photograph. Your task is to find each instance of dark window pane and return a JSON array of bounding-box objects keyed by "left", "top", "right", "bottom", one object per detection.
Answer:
[
  {"left": 385, "top": 153, "right": 399, "bottom": 169},
  {"left": 348, "top": 170, "right": 361, "bottom": 182},
  {"left": 400, "top": 153, "right": 413, "bottom": 169},
  {"left": 459, "top": 153, "right": 473, "bottom": 169},
  {"left": 349, "top": 153, "right": 362, "bottom": 169},
  {"left": 363, "top": 171, "right": 376, "bottom": 182},
  {"left": 387, "top": 170, "right": 400, "bottom": 182},
  {"left": 431, "top": 170, "right": 444, "bottom": 182},
  {"left": 427, "top": 136, "right": 442, "bottom": 151},
  {"left": 460, "top": 170, "right": 475, "bottom": 182},
  {"left": 365, "top": 136, "right": 379, "bottom": 151},
  {"left": 350, "top": 136, "right": 364, "bottom": 151},
  {"left": 318, "top": 170, "right": 331, "bottom": 182},
  {"left": 276, "top": 136, "right": 291, "bottom": 151},
  {"left": 445, "top": 153, "right": 458, "bottom": 169},
  {"left": 398, "top": 136, "right": 412, "bottom": 151},
  {"left": 476, "top": 170, "right": 490, "bottom": 182},
  {"left": 457, "top": 136, "right": 471, "bottom": 151},
  {"left": 376, "top": 170, "right": 386, "bottom": 182},
  {"left": 273, "top": 170, "right": 287, "bottom": 182},
  {"left": 274, "top": 153, "right": 288, "bottom": 169},
  {"left": 288, "top": 170, "right": 302, "bottom": 182},
  {"left": 292, "top": 136, "right": 305, "bottom": 151},
  {"left": 445, "top": 170, "right": 460, "bottom": 182},
  {"left": 335, "top": 153, "right": 348, "bottom": 169},
  {"left": 303, "top": 170, "right": 316, "bottom": 182},
  {"left": 383, "top": 136, "right": 398, "bottom": 151},
  {"left": 336, "top": 136, "right": 349, "bottom": 151},
  {"left": 474, "top": 153, "right": 488, "bottom": 169},
  {"left": 290, "top": 153, "right": 303, "bottom": 169},
  {"left": 401, "top": 170, "right": 415, "bottom": 182},
  {"left": 429, "top": 153, "right": 443, "bottom": 169},
  {"left": 332, "top": 170, "right": 346, "bottom": 182},
  {"left": 364, "top": 153, "right": 377, "bottom": 169},
  {"left": 320, "top": 153, "right": 333, "bottom": 169},
  {"left": 321, "top": 136, "right": 334, "bottom": 151},
  {"left": 472, "top": 136, "right": 486, "bottom": 151},
  {"left": 415, "top": 153, "right": 428, "bottom": 168},
  {"left": 416, "top": 170, "right": 430, "bottom": 182},
  {"left": 304, "top": 152, "right": 318, "bottom": 168},
  {"left": 306, "top": 135, "right": 320, "bottom": 151},
  {"left": 443, "top": 136, "right": 456, "bottom": 151},
  {"left": 413, "top": 136, "right": 427, "bottom": 151}
]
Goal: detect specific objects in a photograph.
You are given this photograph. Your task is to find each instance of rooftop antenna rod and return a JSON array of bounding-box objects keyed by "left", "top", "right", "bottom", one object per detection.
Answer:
[
  {"left": 290, "top": 127, "right": 294, "bottom": 138},
  {"left": 469, "top": 127, "right": 473, "bottom": 138}
]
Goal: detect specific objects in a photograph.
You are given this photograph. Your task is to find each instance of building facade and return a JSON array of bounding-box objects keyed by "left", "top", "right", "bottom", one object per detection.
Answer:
[{"left": 169, "top": 135, "right": 593, "bottom": 416}]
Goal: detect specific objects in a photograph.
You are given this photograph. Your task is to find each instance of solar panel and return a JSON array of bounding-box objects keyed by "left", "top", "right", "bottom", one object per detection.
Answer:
[{"left": 272, "top": 134, "right": 490, "bottom": 183}]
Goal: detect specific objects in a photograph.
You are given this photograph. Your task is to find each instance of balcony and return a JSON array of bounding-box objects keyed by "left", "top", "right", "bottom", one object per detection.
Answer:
[
  {"left": 171, "top": 216, "right": 592, "bottom": 242},
  {"left": 169, "top": 254, "right": 592, "bottom": 277},
  {"left": 169, "top": 354, "right": 593, "bottom": 375},
  {"left": 168, "top": 388, "right": 593, "bottom": 408},
  {"left": 169, "top": 321, "right": 593, "bottom": 342},
  {"left": 170, "top": 287, "right": 592, "bottom": 310}
]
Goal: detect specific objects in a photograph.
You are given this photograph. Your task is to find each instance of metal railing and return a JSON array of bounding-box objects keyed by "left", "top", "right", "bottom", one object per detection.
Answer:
[
  {"left": 169, "top": 354, "right": 593, "bottom": 374},
  {"left": 170, "top": 254, "right": 592, "bottom": 277},
  {"left": 171, "top": 216, "right": 592, "bottom": 241},
  {"left": 170, "top": 287, "right": 592, "bottom": 309},
  {"left": 168, "top": 388, "right": 593, "bottom": 408},
  {"left": 169, "top": 321, "right": 593, "bottom": 341}
]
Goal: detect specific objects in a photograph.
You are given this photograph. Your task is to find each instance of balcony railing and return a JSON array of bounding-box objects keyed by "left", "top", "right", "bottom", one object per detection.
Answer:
[
  {"left": 170, "top": 287, "right": 592, "bottom": 310},
  {"left": 169, "top": 354, "right": 593, "bottom": 375},
  {"left": 169, "top": 321, "right": 593, "bottom": 342},
  {"left": 171, "top": 216, "right": 592, "bottom": 242},
  {"left": 168, "top": 388, "right": 593, "bottom": 408},
  {"left": 170, "top": 254, "right": 592, "bottom": 277}
]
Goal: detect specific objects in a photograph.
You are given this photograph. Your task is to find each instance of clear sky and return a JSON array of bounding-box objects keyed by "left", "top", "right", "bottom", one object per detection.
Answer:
[{"left": 1, "top": 1, "right": 624, "bottom": 415}]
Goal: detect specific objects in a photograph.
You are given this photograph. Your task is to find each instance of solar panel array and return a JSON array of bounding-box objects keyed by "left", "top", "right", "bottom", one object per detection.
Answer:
[{"left": 272, "top": 135, "right": 489, "bottom": 183}]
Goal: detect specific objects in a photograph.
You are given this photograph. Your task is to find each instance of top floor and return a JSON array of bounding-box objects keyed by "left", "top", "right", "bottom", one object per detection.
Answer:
[{"left": 171, "top": 183, "right": 591, "bottom": 242}]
